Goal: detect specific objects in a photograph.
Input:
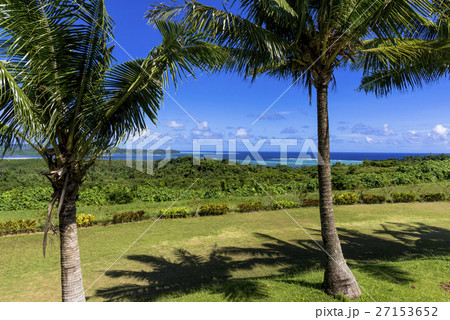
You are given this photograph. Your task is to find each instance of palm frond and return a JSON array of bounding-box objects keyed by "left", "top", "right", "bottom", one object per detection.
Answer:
[
  {"left": 356, "top": 38, "right": 450, "bottom": 96},
  {"left": 147, "top": 1, "right": 291, "bottom": 62},
  {"left": 0, "top": 60, "right": 49, "bottom": 150},
  {"left": 77, "top": 20, "right": 225, "bottom": 159}
]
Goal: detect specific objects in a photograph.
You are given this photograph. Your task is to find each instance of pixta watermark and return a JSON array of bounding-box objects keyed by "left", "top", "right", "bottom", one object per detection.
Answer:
[{"left": 126, "top": 132, "right": 323, "bottom": 175}]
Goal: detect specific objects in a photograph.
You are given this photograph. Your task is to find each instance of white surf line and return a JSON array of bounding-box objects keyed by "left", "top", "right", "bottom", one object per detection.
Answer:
[
  {"left": 80, "top": 178, "right": 200, "bottom": 300},
  {"left": 251, "top": 177, "right": 377, "bottom": 302}
]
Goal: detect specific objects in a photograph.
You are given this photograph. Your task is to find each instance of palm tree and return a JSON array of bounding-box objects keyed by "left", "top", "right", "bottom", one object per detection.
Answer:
[
  {"left": 147, "top": 0, "right": 449, "bottom": 299},
  {"left": 0, "top": 0, "right": 222, "bottom": 302}
]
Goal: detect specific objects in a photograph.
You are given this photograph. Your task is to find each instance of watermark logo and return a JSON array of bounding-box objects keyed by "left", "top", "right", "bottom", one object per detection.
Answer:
[
  {"left": 126, "top": 131, "right": 172, "bottom": 175},
  {"left": 193, "top": 138, "right": 323, "bottom": 166},
  {"left": 126, "top": 134, "right": 323, "bottom": 174}
]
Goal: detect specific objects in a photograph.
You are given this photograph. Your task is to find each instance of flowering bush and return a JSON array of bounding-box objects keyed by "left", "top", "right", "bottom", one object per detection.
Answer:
[
  {"left": 271, "top": 200, "right": 299, "bottom": 210},
  {"left": 112, "top": 210, "right": 145, "bottom": 224},
  {"left": 76, "top": 214, "right": 96, "bottom": 227},
  {"left": 333, "top": 193, "right": 358, "bottom": 205},
  {"left": 238, "top": 202, "right": 263, "bottom": 212},
  {"left": 199, "top": 204, "right": 230, "bottom": 216},
  {"left": 0, "top": 219, "right": 37, "bottom": 235},
  {"left": 160, "top": 207, "right": 191, "bottom": 219},
  {"left": 360, "top": 194, "right": 386, "bottom": 204}
]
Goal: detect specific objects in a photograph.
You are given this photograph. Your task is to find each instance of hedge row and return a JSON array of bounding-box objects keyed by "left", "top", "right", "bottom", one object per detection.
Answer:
[
  {"left": 238, "top": 202, "right": 264, "bottom": 212},
  {"left": 0, "top": 219, "right": 37, "bottom": 235},
  {"left": 199, "top": 204, "right": 230, "bottom": 216},
  {"left": 112, "top": 211, "right": 145, "bottom": 224},
  {"left": 160, "top": 207, "right": 191, "bottom": 219},
  {"left": 331, "top": 192, "right": 447, "bottom": 205},
  {"left": 2, "top": 191, "right": 448, "bottom": 236}
]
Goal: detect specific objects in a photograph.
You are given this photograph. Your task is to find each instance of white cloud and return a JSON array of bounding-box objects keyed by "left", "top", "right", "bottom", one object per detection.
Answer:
[
  {"left": 365, "top": 137, "right": 374, "bottom": 143},
  {"left": 197, "top": 121, "right": 208, "bottom": 131},
  {"left": 403, "top": 125, "right": 450, "bottom": 145},
  {"left": 190, "top": 121, "right": 223, "bottom": 139},
  {"left": 167, "top": 120, "right": 184, "bottom": 128},
  {"left": 433, "top": 124, "right": 448, "bottom": 137},
  {"left": 383, "top": 124, "right": 396, "bottom": 136},
  {"left": 236, "top": 128, "right": 248, "bottom": 137},
  {"left": 191, "top": 121, "right": 210, "bottom": 136},
  {"left": 351, "top": 123, "right": 396, "bottom": 136},
  {"left": 192, "top": 130, "right": 213, "bottom": 137}
]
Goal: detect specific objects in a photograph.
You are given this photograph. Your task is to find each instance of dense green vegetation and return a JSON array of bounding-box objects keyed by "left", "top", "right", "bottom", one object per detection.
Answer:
[
  {"left": 0, "top": 202, "right": 448, "bottom": 301},
  {"left": 0, "top": 155, "right": 448, "bottom": 212}
]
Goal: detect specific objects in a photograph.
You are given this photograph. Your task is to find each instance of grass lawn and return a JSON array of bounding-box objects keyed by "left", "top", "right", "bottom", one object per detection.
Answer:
[{"left": 0, "top": 202, "right": 449, "bottom": 302}]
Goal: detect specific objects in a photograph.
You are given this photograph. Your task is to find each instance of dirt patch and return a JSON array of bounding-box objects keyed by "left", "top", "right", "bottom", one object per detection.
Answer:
[{"left": 440, "top": 282, "right": 450, "bottom": 292}]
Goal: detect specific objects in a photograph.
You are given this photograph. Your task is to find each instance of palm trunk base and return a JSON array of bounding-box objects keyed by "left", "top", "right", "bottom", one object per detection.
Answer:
[
  {"left": 322, "top": 261, "right": 362, "bottom": 300},
  {"left": 59, "top": 196, "right": 85, "bottom": 302}
]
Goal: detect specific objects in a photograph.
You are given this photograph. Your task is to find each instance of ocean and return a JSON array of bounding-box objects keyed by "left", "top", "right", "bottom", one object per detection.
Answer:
[
  {"left": 167, "top": 151, "right": 443, "bottom": 166},
  {"left": 4, "top": 151, "right": 443, "bottom": 167}
]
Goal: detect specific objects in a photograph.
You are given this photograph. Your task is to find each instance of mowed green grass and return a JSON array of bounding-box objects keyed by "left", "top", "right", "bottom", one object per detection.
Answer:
[{"left": 0, "top": 202, "right": 449, "bottom": 302}]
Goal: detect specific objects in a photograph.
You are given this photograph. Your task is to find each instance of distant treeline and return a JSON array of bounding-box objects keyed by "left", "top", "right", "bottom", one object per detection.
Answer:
[{"left": 1, "top": 154, "right": 449, "bottom": 190}]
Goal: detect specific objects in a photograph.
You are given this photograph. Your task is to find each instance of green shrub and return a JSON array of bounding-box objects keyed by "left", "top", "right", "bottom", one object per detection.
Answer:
[
  {"left": 0, "top": 187, "right": 51, "bottom": 211},
  {"left": 79, "top": 187, "right": 107, "bottom": 206},
  {"left": 360, "top": 194, "right": 386, "bottom": 204},
  {"left": 237, "top": 202, "right": 263, "bottom": 212},
  {"left": 302, "top": 198, "right": 319, "bottom": 207},
  {"left": 199, "top": 204, "right": 230, "bottom": 216},
  {"left": 333, "top": 192, "right": 358, "bottom": 205},
  {"left": 332, "top": 174, "right": 360, "bottom": 190},
  {"left": 306, "top": 180, "right": 319, "bottom": 192},
  {"left": 160, "top": 207, "right": 191, "bottom": 219},
  {"left": 76, "top": 214, "right": 96, "bottom": 227},
  {"left": 420, "top": 193, "right": 445, "bottom": 202},
  {"left": 391, "top": 192, "right": 416, "bottom": 203},
  {"left": 112, "top": 210, "right": 145, "bottom": 224},
  {"left": 104, "top": 184, "right": 134, "bottom": 204},
  {"left": 0, "top": 219, "right": 37, "bottom": 235},
  {"left": 271, "top": 200, "right": 299, "bottom": 210}
]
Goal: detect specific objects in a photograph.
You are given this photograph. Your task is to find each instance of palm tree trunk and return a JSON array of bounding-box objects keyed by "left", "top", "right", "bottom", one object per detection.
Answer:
[
  {"left": 316, "top": 83, "right": 362, "bottom": 300},
  {"left": 59, "top": 190, "right": 85, "bottom": 302}
]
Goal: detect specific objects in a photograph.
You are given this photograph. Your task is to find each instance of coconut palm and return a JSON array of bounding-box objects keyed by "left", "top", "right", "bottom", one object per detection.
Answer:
[
  {"left": 147, "top": 0, "right": 449, "bottom": 299},
  {"left": 0, "top": 0, "right": 223, "bottom": 302}
]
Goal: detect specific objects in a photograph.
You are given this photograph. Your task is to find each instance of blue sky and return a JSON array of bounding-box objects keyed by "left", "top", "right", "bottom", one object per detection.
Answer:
[{"left": 108, "top": 0, "right": 449, "bottom": 153}]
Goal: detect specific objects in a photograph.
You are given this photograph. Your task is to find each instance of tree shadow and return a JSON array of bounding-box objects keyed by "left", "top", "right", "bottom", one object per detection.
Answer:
[
  {"left": 213, "top": 280, "right": 269, "bottom": 302},
  {"left": 93, "top": 222, "right": 449, "bottom": 301},
  {"left": 95, "top": 247, "right": 235, "bottom": 301},
  {"left": 220, "top": 232, "right": 324, "bottom": 274},
  {"left": 336, "top": 222, "right": 450, "bottom": 261}
]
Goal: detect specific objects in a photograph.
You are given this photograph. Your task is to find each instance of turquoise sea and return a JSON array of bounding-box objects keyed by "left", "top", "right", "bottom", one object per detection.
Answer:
[{"left": 4, "top": 151, "right": 445, "bottom": 167}]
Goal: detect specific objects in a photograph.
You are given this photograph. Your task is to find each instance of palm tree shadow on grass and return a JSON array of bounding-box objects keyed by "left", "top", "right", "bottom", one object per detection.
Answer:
[{"left": 93, "top": 222, "right": 450, "bottom": 301}]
